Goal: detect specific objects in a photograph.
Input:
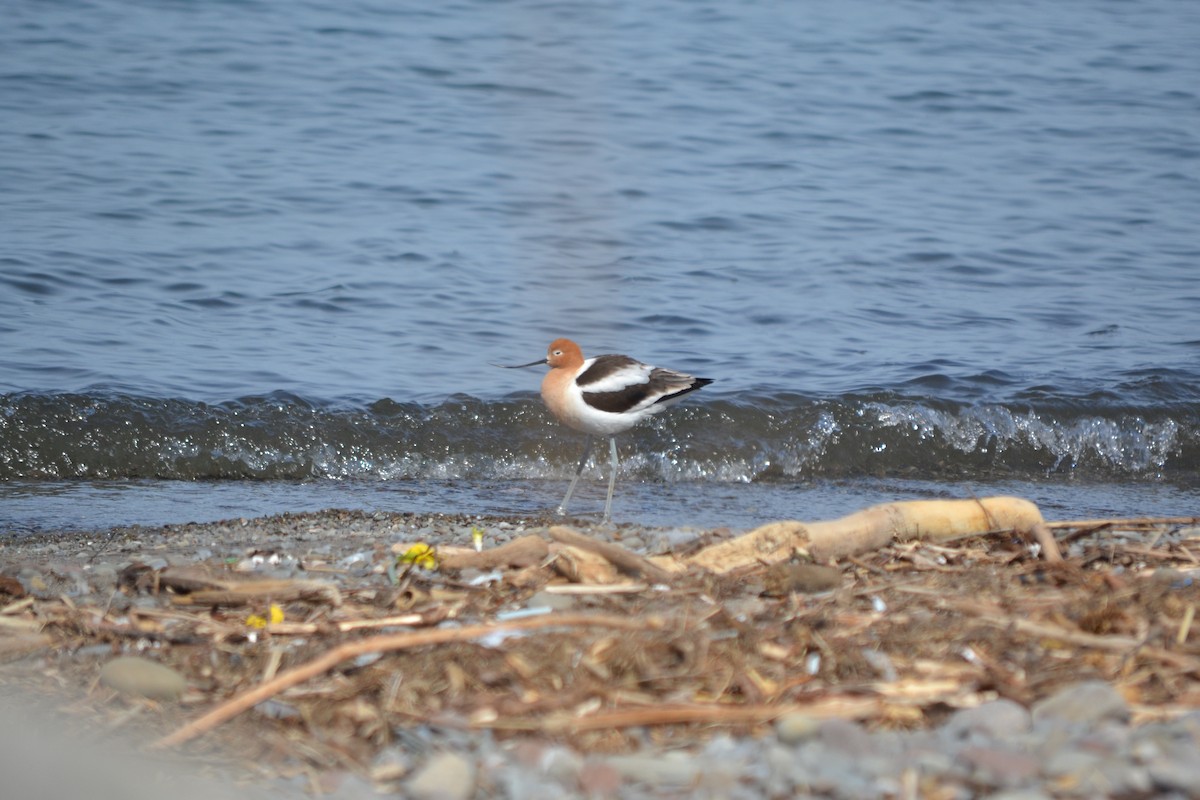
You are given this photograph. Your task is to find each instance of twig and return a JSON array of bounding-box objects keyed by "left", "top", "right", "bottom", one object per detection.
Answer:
[
  {"left": 436, "top": 535, "right": 549, "bottom": 570},
  {"left": 480, "top": 697, "right": 881, "bottom": 732},
  {"left": 152, "top": 612, "right": 657, "bottom": 749},
  {"left": 1178, "top": 604, "right": 1195, "bottom": 646},
  {"left": 169, "top": 578, "right": 343, "bottom": 608},
  {"left": 1031, "top": 523, "right": 1063, "bottom": 563},
  {"left": 549, "top": 526, "right": 676, "bottom": 584},
  {"left": 541, "top": 583, "right": 649, "bottom": 595},
  {"left": 1046, "top": 516, "right": 1199, "bottom": 530}
]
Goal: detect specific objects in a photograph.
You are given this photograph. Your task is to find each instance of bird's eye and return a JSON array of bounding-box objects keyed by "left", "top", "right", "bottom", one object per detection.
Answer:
[{"left": 552, "top": 349, "right": 562, "bottom": 356}]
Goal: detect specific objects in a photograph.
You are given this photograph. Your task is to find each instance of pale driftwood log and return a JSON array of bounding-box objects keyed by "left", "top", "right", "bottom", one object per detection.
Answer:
[
  {"left": 418, "top": 534, "right": 550, "bottom": 571},
  {"left": 551, "top": 544, "right": 622, "bottom": 585},
  {"left": 677, "top": 496, "right": 1045, "bottom": 575},
  {"left": 169, "top": 577, "right": 343, "bottom": 607},
  {"left": 548, "top": 526, "right": 676, "bottom": 583}
]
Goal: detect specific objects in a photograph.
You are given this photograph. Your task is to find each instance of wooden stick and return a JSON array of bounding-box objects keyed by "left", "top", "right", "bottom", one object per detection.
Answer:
[
  {"left": 1177, "top": 604, "right": 1195, "bottom": 646},
  {"left": 152, "top": 612, "right": 655, "bottom": 749},
  {"left": 686, "top": 497, "right": 1046, "bottom": 574},
  {"left": 169, "top": 579, "right": 343, "bottom": 608},
  {"left": 548, "top": 526, "right": 676, "bottom": 584},
  {"left": 1046, "top": 516, "right": 1200, "bottom": 530},
  {"left": 480, "top": 698, "right": 882, "bottom": 732},
  {"left": 1031, "top": 522, "right": 1063, "bottom": 563},
  {"left": 435, "top": 534, "right": 550, "bottom": 570}
]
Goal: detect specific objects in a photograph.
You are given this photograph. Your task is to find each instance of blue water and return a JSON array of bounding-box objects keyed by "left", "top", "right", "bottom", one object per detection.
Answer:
[{"left": 2, "top": 0, "right": 1198, "bottom": 533}]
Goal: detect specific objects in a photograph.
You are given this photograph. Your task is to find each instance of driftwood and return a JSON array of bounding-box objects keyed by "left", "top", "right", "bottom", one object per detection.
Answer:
[
  {"left": 168, "top": 577, "right": 343, "bottom": 608},
  {"left": 4, "top": 501, "right": 1198, "bottom": 787},
  {"left": 552, "top": 545, "right": 622, "bottom": 584},
  {"left": 415, "top": 534, "right": 550, "bottom": 571},
  {"left": 486, "top": 697, "right": 881, "bottom": 733},
  {"left": 548, "top": 525, "right": 676, "bottom": 583},
  {"left": 674, "top": 496, "right": 1046, "bottom": 575}
]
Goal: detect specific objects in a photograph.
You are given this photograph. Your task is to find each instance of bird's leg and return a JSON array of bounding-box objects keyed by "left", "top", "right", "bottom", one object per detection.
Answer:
[
  {"left": 557, "top": 435, "right": 593, "bottom": 516},
  {"left": 602, "top": 436, "right": 619, "bottom": 524}
]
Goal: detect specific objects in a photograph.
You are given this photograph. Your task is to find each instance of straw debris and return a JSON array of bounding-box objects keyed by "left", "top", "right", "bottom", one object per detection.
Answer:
[{"left": 0, "top": 499, "right": 1196, "bottom": 786}]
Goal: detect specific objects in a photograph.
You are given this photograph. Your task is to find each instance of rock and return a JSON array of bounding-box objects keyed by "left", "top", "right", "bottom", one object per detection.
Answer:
[
  {"left": 538, "top": 745, "right": 583, "bottom": 784},
  {"left": 98, "top": 656, "right": 187, "bottom": 701},
  {"left": 578, "top": 760, "right": 623, "bottom": 795},
  {"left": 817, "top": 717, "right": 874, "bottom": 755},
  {"left": 943, "top": 699, "right": 1031, "bottom": 740},
  {"left": 618, "top": 534, "right": 645, "bottom": 551},
  {"left": 369, "top": 746, "right": 411, "bottom": 783},
  {"left": 775, "top": 711, "right": 821, "bottom": 744},
  {"left": 524, "top": 590, "right": 577, "bottom": 611},
  {"left": 1032, "top": 681, "right": 1128, "bottom": 727},
  {"left": 606, "top": 751, "right": 700, "bottom": 786},
  {"left": 960, "top": 745, "right": 1040, "bottom": 784},
  {"left": 405, "top": 751, "right": 476, "bottom": 800},
  {"left": 1142, "top": 734, "right": 1200, "bottom": 795},
  {"left": 981, "top": 791, "right": 1054, "bottom": 800}
]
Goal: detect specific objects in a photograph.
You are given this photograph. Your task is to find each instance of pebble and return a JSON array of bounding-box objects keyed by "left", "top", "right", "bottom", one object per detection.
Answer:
[
  {"left": 98, "top": 656, "right": 187, "bottom": 701},
  {"left": 944, "top": 699, "right": 1031, "bottom": 740},
  {"left": 359, "top": 679, "right": 1186, "bottom": 800},
  {"left": 405, "top": 751, "right": 477, "bottom": 800},
  {"left": 605, "top": 751, "right": 701, "bottom": 787},
  {"left": 1031, "top": 680, "right": 1129, "bottom": 726},
  {"left": 775, "top": 711, "right": 821, "bottom": 744},
  {"left": 7, "top": 513, "right": 1194, "bottom": 800}
]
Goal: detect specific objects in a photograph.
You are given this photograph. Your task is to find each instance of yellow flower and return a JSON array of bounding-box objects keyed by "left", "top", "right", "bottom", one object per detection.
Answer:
[
  {"left": 246, "top": 603, "right": 285, "bottom": 628},
  {"left": 399, "top": 542, "right": 438, "bottom": 571},
  {"left": 471, "top": 526, "right": 485, "bottom": 553}
]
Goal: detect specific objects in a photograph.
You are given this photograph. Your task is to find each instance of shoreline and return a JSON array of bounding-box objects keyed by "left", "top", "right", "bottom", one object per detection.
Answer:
[{"left": 2, "top": 508, "right": 1199, "bottom": 798}]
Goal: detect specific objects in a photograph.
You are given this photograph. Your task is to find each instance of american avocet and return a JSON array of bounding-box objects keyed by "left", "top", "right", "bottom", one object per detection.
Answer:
[{"left": 501, "top": 338, "right": 713, "bottom": 522}]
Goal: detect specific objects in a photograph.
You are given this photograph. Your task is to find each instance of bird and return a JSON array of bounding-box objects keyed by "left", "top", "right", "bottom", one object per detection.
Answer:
[{"left": 499, "top": 338, "right": 713, "bottom": 522}]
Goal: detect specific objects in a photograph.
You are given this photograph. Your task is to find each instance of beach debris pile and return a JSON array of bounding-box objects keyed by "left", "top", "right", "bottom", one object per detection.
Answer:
[{"left": 1, "top": 500, "right": 1197, "bottom": 792}]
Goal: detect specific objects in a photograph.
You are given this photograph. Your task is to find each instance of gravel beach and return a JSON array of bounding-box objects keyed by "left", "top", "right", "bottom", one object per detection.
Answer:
[{"left": 2, "top": 509, "right": 1198, "bottom": 798}]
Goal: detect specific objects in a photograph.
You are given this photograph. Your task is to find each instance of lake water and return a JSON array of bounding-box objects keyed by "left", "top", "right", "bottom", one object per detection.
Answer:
[{"left": 2, "top": 0, "right": 1198, "bottom": 533}]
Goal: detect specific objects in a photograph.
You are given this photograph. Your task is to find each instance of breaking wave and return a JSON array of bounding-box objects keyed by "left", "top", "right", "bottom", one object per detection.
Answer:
[{"left": 2, "top": 390, "right": 1195, "bottom": 485}]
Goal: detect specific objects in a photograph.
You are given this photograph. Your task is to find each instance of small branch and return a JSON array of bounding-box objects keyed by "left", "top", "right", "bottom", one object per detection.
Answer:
[
  {"left": 1046, "top": 516, "right": 1200, "bottom": 530},
  {"left": 1031, "top": 522, "right": 1063, "bottom": 563},
  {"left": 152, "top": 612, "right": 656, "bottom": 749},
  {"left": 548, "top": 526, "right": 676, "bottom": 584},
  {"left": 480, "top": 698, "right": 881, "bottom": 732}
]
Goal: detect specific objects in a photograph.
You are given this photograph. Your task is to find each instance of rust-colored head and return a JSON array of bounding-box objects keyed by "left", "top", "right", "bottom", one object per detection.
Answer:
[{"left": 546, "top": 338, "right": 584, "bottom": 369}]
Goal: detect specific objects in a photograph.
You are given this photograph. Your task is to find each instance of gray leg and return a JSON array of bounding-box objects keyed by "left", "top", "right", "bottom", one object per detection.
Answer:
[
  {"left": 602, "top": 436, "right": 619, "bottom": 523},
  {"left": 557, "top": 435, "right": 593, "bottom": 516}
]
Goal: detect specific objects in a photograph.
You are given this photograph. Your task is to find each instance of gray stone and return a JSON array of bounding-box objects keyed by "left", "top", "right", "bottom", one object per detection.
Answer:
[
  {"left": 982, "top": 791, "right": 1053, "bottom": 800},
  {"left": 959, "top": 745, "right": 1040, "bottom": 785},
  {"left": 943, "top": 699, "right": 1031, "bottom": 740},
  {"left": 87, "top": 563, "right": 119, "bottom": 590},
  {"left": 1031, "top": 680, "right": 1128, "bottom": 726},
  {"left": 98, "top": 656, "right": 186, "bottom": 701},
  {"left": 1146, "top": 746, "right": 1200, "bottom": 795},
  {"left": 405, "top": 751, "right": 476, "bottom": 800},
  {"left": 1042, "top": 748, "right": 1103, "bottom": 779},
  {"left": 606, "top": 751, "right": 701, "bottom": 786},
  {"left": 817, "top": 717, "right": 874, "bottom": 755},
  {"left": 538, "top": 745, "right": 583, "bottom": 783}
]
